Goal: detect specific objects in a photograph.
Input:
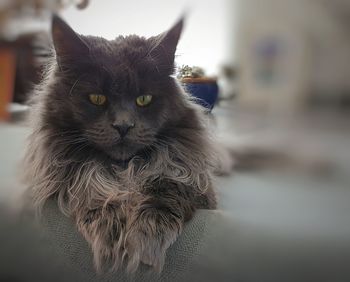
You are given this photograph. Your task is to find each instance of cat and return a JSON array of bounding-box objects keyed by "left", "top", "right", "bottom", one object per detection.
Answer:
[{"left": 23, "top": 14, "right": 217, "bottom": 273}]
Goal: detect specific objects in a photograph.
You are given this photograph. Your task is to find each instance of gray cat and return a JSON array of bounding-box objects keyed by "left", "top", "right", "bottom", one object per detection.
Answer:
[{"left": 23, "top": 15, "right": 217, "bottom": 273}]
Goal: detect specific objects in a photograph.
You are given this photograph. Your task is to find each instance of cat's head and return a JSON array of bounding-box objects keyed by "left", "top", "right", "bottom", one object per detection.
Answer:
[{"left": 44, "top": 15, "right": 189, "bottom": 161}]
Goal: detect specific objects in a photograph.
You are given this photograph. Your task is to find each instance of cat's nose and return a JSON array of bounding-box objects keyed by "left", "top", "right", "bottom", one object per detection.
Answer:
[{"left": 111, "top": 123, "right": 135, "bottom": 138}]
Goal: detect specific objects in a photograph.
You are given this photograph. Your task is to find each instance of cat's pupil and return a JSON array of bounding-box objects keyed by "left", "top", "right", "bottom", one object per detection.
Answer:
[{"left": 89, "top": 94, "right": 106, "bottom": 106}]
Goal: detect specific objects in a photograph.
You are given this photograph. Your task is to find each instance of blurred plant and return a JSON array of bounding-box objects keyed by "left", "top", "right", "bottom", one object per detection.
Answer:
[
  {"left": 75, "top": 0, "right": 89, "bottom": 10},
  {"left": 59, "top": 0, "right": 90, "bottom": 10},
  {"left": 177, "top": 65, "right": 205, "bottom": 79}
]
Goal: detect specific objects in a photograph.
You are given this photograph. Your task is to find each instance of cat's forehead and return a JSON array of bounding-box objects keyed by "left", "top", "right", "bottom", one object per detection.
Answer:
[
  {"left": 72, "top": 36, "right": 159, "bottom": 94},
  {"left": 83, "top": 35, "right": 150, "bottom": 65},
  {"left": 79, "top": 35, "right": 159, "bottom": 84}
]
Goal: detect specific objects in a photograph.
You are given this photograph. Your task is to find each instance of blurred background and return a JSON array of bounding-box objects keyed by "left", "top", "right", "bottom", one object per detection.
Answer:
[{"left": 0, "top": 0, "right": 350, "bottom": 280}]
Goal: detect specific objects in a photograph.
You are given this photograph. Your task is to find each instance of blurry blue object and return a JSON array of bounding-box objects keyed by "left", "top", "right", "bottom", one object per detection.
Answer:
[{"left": 182, "top": 80, "right": 219, "bottom": 111}]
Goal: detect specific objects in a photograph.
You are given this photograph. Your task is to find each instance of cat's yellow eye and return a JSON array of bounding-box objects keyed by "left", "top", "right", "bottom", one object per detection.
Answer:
[
  {"left": 89, "top": 94, "right": 107, "bottom": 106},
  {"left": 136, "top": 95, "right": 152, "bottom": 107}
]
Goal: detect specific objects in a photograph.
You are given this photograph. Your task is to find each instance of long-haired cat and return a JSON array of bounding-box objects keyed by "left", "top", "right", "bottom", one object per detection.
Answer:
[{"left": 23, "top": 15, "right": 217, "bottom": 273}]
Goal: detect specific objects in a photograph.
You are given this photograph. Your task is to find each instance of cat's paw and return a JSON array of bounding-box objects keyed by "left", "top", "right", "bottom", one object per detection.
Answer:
[
  {"left": 124, "top": 208, "right": 182, "bottom": 273},
  {"left": 77, "top": 204, "right": 126, "bottom": 271}
]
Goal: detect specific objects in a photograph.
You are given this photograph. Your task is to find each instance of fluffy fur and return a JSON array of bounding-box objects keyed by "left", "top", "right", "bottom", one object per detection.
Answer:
[{"left": 23, "top": 15, "right": 217, "bottom": 272}]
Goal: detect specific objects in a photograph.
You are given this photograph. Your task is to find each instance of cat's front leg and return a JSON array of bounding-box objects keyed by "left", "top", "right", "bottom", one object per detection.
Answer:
[
  {"left": 124, "top": 200, "right": 183, "bottom": 273},
  {"left": 76, "top": 203, "right": 126, "bottom": 272},
  {"left": 124, "top": 181, "right": 214, "bottom": 272}
]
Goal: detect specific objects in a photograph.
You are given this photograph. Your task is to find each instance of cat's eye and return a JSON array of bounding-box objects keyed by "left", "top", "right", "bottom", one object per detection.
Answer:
[
  {"left": 89, "top": 94, "right": 107, "bottom": 106},
  {"left": 136, "top": 95, "right": 152, "bottom": 107}
]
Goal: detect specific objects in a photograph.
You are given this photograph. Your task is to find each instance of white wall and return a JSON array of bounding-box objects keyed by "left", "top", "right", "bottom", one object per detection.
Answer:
[{"left": 61, "top": 0, "right": 231, "bottom": 76}]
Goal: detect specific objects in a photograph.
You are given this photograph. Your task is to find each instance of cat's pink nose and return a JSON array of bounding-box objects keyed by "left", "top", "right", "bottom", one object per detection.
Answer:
[{"left": 111, "top": 123, "right": 135, "bottom": 138}]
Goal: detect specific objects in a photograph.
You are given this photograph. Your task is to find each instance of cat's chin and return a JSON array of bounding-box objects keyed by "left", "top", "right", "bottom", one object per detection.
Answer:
[
  {"left": 104, "top": 142, "right": 143, "bottom": 161},
  {"left": 107, "top": 151, "right": 135, "bottom": 161}
]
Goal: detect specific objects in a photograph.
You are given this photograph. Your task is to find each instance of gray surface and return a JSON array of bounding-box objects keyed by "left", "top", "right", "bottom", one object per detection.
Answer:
[
  {"left": 0, "top": 123, "right": 29, "bottom": 203},
  {"left": 2, "top": 197, "right": 350, "bottom": 282},
  {"left": 39, "top": 199, "right": 215, "bottom": 282}
]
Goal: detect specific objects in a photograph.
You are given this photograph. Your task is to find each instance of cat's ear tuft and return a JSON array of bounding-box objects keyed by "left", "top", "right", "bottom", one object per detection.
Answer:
[
  {"left": 149, "top": 16, "right": 185, "bottom": 73},
  {"left": 159, "top": 16, "right": 184, "bottom": 59},
  {"left": 51, "top": 14, "right": 90, "bottom": 67}
]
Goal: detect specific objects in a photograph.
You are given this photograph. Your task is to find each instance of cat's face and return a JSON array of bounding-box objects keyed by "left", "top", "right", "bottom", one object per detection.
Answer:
[{"left": 47, "top": 16, "right": 186, "bottom": 161}]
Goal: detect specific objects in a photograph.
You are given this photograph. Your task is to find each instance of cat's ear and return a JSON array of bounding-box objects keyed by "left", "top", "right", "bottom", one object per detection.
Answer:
[
  {"left": 51, "top": 14, "right": 90, "bottom": 68},
  {"left": 149, "top": 17, "right": 184, "bottom": 73}
]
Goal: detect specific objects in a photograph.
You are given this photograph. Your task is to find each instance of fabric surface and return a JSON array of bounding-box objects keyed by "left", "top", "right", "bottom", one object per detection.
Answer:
[
  {"left": 38, "top": 199, "right": 350, "bottom": 282},
  {"left": 38, "top": 199, "right": 219, "bottom": 282},
  {"left": 2, "top": 198, "right": 350, "bottom": 282}
]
